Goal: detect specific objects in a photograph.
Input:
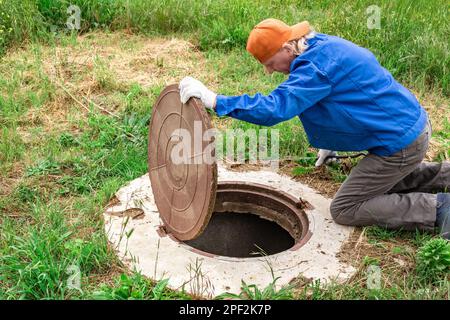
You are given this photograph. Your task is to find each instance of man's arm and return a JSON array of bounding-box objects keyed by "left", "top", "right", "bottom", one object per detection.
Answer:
[{"left": 215, "top": 60, "right": 332, "bottom": 126}]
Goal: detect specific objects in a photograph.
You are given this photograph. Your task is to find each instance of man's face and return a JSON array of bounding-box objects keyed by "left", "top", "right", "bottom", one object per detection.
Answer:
[{"left": 262, "top": 47, "right": 295, "bottom": 75}]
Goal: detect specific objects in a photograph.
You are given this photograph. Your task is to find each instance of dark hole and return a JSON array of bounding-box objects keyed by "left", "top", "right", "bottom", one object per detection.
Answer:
[{"left": 184, "top": 212, "right": 295, "bottom": 258}]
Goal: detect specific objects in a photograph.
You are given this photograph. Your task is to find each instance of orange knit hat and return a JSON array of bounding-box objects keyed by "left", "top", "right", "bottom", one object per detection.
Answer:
[{"left": 246, "top": 19, "right": 311, "bottom": 63}]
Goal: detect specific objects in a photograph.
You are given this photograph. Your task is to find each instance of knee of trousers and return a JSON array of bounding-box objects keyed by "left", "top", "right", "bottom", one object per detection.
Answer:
[{"left": 330, "top": 197, "right": 351, "bottom": 224}]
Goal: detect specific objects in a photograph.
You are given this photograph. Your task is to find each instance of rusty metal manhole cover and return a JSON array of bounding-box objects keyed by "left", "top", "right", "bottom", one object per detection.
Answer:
[{"left": 148, "top": 84, "right": 217, "bottom": 241}]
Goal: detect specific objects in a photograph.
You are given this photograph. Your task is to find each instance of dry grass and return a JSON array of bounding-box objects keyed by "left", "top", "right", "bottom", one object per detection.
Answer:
[
  {"left": 1, "top": 30, "right": 447, "bottom": 211},
  {"left": 1, "top": 30, "right": 448, "bottom": 299},
  {"left": 0, "top": 31, "right": 215, "bottom": 197},
  {"left": 338, "top": 228, "right": 415, "bottom": 274},
  {"left": 415, "top": 91, "right": 450, "bottom": 161},
  {"left": 1, "top": 31, "right": 217, "bottom": 135},
  {"left": 45, "top": 37, "right": 200, "bottom": 86},
  {"left": 41, "top": 31, "right": 216, "bottom": 104},
  {"left": 280, "top": 162, "right": 343, "bottom": 198}
]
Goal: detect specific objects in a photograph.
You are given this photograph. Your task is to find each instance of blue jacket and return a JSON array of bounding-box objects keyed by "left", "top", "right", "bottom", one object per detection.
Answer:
[{"left": 215, "top": 33, "right": 427, "bottom": 156}]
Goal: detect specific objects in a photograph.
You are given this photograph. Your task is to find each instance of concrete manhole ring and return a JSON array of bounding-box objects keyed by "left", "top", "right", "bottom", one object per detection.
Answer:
[{"left": 103, "top": 166, "right": 356, "bottom": 297}]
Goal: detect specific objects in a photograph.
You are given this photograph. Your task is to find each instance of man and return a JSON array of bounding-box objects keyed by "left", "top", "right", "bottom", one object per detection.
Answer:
[{"left": 178, "top": 18, "right": 449, "bottom": 239}]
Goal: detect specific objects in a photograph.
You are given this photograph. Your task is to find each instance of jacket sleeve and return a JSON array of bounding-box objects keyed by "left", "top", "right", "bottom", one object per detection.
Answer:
[{"left": 215, "top": 60, "right": 332, "bottom": 126}]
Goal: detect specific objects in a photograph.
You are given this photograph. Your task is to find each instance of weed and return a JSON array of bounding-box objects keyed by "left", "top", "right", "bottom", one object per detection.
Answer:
[
  {"left": 363, "top": 256, "right": 381, "bottom": 266},
  {"left": 25, "top": 159, "right": 61, "bottom": 177},
  {"left": 217, "top": 277, "right": 294, "bottom": 300},
  {"left": 58, "top": 132, "right": 79, "bottom": 148},
  {"left": 0, "top": 127, "right": 25, "bottom": 165},
  {"left": 91, "top": 273, "right": 189, "bottom": 300},
  {"left": 416, "top": 238, "right": 450, "bottom": 283},
  {"left": 365, "top": 226, "right": 401, "bottom": 241}
]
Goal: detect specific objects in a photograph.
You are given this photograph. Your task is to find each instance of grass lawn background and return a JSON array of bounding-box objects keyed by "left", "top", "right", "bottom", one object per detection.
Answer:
[{"left": 0, "top": 0, "right": 449, "bottom": 299}]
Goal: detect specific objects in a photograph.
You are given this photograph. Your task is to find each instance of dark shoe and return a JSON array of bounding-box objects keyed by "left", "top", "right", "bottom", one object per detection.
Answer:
[{"left": 436, "top": 193, "right": 450, "bottom": 240}]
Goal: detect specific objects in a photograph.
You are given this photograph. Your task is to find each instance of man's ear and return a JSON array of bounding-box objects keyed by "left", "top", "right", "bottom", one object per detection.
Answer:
[{"left": 281, "top": 45, "right": 294, "bottom": 56}]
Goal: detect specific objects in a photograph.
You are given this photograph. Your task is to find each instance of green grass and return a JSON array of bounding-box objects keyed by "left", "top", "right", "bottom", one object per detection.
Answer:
[
  {"left": 0, "top": 112, "right": 150, "bottom": 298},
  {"left": 90, "top": 273, "right": 191, "bottom": 300},
  {"left": 0, "top": 1, "right": 449, "bottom": 300},
  {"left": 1, "top": 0, "right": 449, "bottom": 94},
  {"left": 0, "top": 200, "right": 115, "bottom": 299},
  {"left": 0, "top": 46, "right": 151, "bottom": 297},
  {"left": 217, "top": 278, "right": 295, "bottom": 300}
]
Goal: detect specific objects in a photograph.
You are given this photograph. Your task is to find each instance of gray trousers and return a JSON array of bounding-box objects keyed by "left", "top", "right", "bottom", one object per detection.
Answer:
[{"left": 330, "top": 120, "right": 450, "bottom": 231}]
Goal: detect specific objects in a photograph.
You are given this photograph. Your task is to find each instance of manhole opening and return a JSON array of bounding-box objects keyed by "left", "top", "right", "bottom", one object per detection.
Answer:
[
  {"left": 184, "top": 211, "right": 295, "bottom": 258},
  {"left": 182, "top": 181, "right": 310, "bottom": 258}
]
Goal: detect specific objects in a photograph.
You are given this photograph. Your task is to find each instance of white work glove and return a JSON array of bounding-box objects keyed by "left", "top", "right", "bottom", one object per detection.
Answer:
[
  {"left": 179, "top": 76, "right": 217, "bottom": 109},
  {"left": 315, "top": 149, "right": 338, "bottom": 167}
]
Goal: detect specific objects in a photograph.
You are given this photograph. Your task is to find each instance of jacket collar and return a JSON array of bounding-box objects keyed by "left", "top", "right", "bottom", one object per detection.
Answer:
[{"left": 289, "top": 33, "right": 325, "bottom": 72}]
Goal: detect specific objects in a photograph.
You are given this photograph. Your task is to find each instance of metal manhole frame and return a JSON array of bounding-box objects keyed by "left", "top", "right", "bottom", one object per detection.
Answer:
[{"left": 170, "top": 181, "right": 313, "bottom": 260}]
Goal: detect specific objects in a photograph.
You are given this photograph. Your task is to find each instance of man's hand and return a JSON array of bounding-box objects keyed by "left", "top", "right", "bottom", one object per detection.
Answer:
[
  {"left": 315, "top": 149, "right": 338, "bottom": 167},
  {"left": 179, "top": 76, "right": 217, "bottom": 109}
]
